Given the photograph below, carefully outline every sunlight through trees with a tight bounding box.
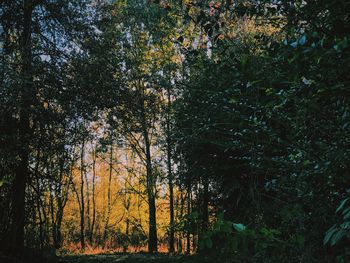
[1,1,350,263]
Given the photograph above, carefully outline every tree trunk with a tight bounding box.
[202,177,209,232]
[197,177,209,252]
[85,165,91,243]
[166,88,175,253]
[11,0,33,255]
[33,147,44,252]
[142,116,157,253]
[49,182,57,248]
[103,144,113,246]
[186,180,191,254]
[54,156,70,249]
[55,208,63,249]
[140,88,157,253]
[80,141,85,249]
[90,146,97,245]
[178,191,185,253]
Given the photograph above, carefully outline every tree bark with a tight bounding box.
[54,155,70,249]
[84,163,91,243]
[186,180,191,254]
[11,0,33,255]
[103,144,113,246]
[141,106,158,253]
[80,141,85,249]
[145,141,157,253]
[202,177,209,232]
[90,145,97,245]
[166,88,175,253]
[137,85,158,253]
[178,190,185,253]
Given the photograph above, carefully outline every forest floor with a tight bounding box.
[58,253,202,263]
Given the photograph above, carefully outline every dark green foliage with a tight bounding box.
[173,1,350,262]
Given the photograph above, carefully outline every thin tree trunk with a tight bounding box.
[54,156,70,249]
[84,164,91,243]
[80,141,85,249]
[202,177,209,232]
[166,88,175,253]
[124,188,131,252]
[90,146,97,245]
[178,191,185,253]
[49,182,56,247]
[33,147,44,252]
[197,177,209,252]
[37,198,44,252]
[195,182,201,250]
[186,180,191,254]
[103,144,113,245]
[49,150,58,248]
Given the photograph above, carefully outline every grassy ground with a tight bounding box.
[1,251,238,263]
[58,253,201,263]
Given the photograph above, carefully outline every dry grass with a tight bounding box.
[58,243,169,256]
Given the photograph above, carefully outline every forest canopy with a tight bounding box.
[0,0,350,262]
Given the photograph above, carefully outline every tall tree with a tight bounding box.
[11,0,34,254]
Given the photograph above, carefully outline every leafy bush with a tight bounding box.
[324,196,350,262]
[199,213,248,255]
[198,213,309,262]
